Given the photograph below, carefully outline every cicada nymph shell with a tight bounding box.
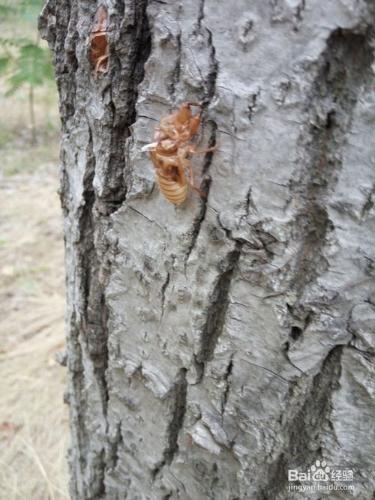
[144,102,214,205]
[89,5,109,76]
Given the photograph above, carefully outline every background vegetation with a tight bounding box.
[0,0,58,173]
[0,1,68,498]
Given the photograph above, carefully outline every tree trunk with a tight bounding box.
[40,1,375,498]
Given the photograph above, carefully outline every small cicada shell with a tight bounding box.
[89,5,109,76]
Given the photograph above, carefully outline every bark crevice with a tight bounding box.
[262,345,343,498]
[196,246,242,374]
[290,27,373,297]
[168,31,181,100]
[160,271,170,318]
[221,357,234,416]
[183,3,218,268]
[152,369,188,479]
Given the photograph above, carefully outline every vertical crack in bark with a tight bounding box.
[291,28,373,296]
[184,8,218,268]
[221,356,234,416]
[183,177,210,270]
[168,32,181,100]
[164,369,188,464]
[295,0,305,21]
[247,91,259,122]
[98,0,152,214]
[77,129,110,498]
[361,182,375,219]
[262,346,343,498]
[107,421,123,473]
[90,1,152,496]
[152,369,188,479]
[198,0,205,29]
[196,246,242,377]
[204,17,219,104]
[183,123,216,269]
[160,271,170,319]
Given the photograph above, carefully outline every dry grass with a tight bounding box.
[0,138,68,497]
[0,84,60,176]
[0,5,69,496]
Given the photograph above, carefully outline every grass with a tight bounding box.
[0,163,69,500]
[0,0,59,176]
[0,11,69,497]
[0,83,60,176]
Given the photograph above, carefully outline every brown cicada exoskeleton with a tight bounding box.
[144,102,215,205]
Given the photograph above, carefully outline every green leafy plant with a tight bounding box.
[0,0,54,143]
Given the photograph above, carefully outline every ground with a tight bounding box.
[0,85,68,499]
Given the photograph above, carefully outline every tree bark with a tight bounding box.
[40,1,375,499]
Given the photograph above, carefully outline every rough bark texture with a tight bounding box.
[40,1,375,499]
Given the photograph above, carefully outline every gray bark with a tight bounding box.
[40,0,375,499]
